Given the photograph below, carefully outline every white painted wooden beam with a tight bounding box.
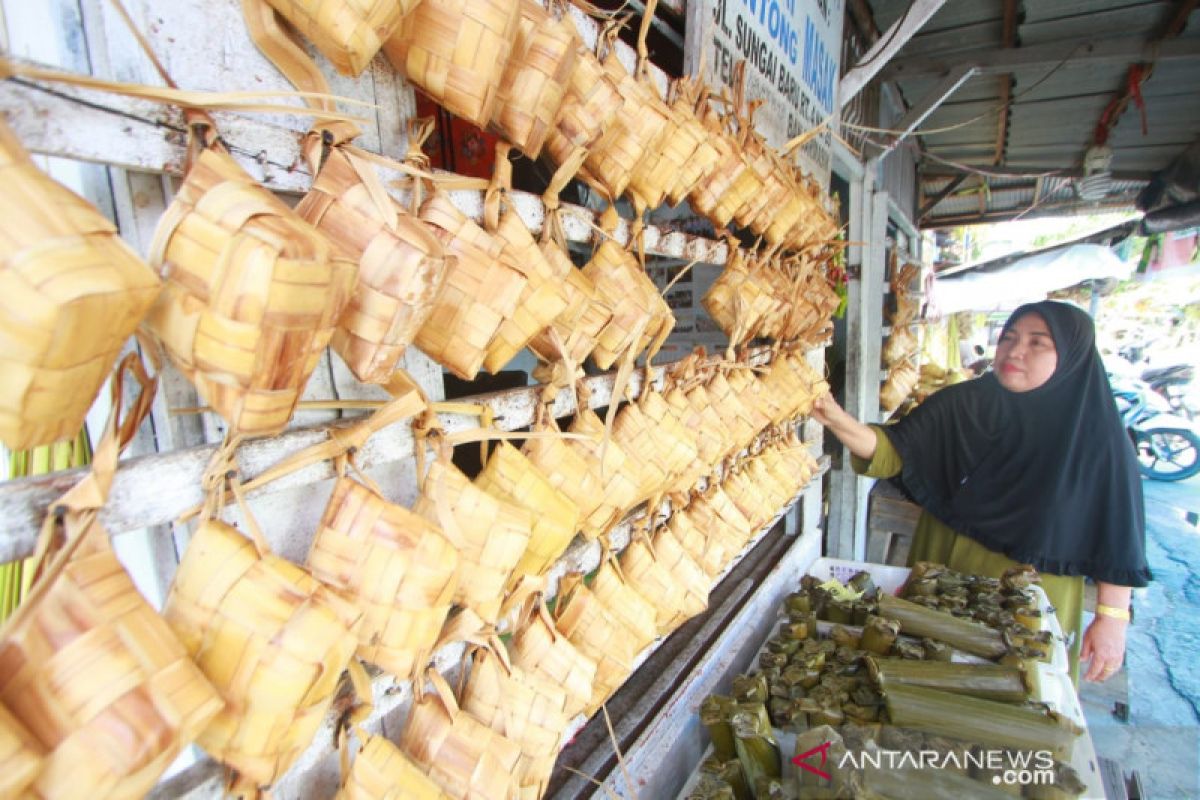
[839,0,948,106]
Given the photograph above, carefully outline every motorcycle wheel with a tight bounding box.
[1133,428,1200,482]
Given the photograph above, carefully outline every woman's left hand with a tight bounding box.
[1080,614,1128,682]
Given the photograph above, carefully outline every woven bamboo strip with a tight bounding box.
[552,574,636,713]
[263,0,415,76]
[414,192,528,380]
[1,532,223,800]
[383,0,520,126]
[164,519,360,788]
[475,441,580,579]
[147,144,357,436]
[491,0,579,156]
[336,733,450,800]
[510,599,596,719]
[399,670,522,800]
[414,457,531,625]
[0,119,160,450]
[307,474,458,681]
[0,703,41,798]
[297,142,446,384]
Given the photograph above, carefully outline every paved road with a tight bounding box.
[1080,473,1200,799]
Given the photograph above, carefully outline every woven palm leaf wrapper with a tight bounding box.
[475,440,580,579]
[543,37,624,171]
[722,464,774,532]
[665,77,723,207]
[566,403,642,535]
[704,370,757,458]
[651,522,710,614]
[552,572,636,713]
[458,624,571,799]
[763,163,808,248]
[667,500,732,580]
[521,407,611,540]
[294,121,447,384]
[589,552,659,655]
[414,441,532,626]
[694,482,754,544]
[612,396,673,503]
[664,385,723,488]
[746,456,789,514]
[701,249,776,349]
[681,489,748,571]
[0,118,160,450]
[640,386,700,493]
[510,595,597,719]
[147,124,357,436]
[383,0,520,127]
[413,189,528,380]
[0,355,225,800]
[0,702,42,798]
[584,239,663,370]
[881,359,919,413]
[491,0,579,157]
[399,669,522,800]
[260,0,415,76]
[335,730,450,800]
[619,527,694,635]
[731,127,779,233]
[306,462,459,682]
[726,366,773,444]
[527,255,612,368]
[687,107,752,227]
[481,144,571,373]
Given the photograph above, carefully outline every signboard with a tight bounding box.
[685,0,845,189]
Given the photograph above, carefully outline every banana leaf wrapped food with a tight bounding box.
[685,774,735,800]
[877,593,1008,660]
[731,705,781,791]
[700,755,751,800]
[866,657,1032,704]
[700,694,738,762]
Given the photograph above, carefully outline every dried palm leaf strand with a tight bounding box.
[0,703,41,799]
[414,455,531,625]
[164,519,361,787]
[383,0,520,126]
[400,670,522,800]
[492,0,579,156]
[147,143,356,436]
[510,597,596,719]
[306,473,458,681]
[552,573,636,712]
[336,732,450,800]
[296,129,446,384]
[414,191,528,380]
[262,0,414,76]
[475,441,579,578]
[0,119,160,450]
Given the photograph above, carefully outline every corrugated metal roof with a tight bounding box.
[863,0,1199,226]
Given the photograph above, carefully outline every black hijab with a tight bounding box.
[886,301,1150,586]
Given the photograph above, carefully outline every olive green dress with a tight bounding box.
[852,426,1084,681]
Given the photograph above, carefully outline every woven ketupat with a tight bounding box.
[691,483,753,545]
[544,45,623,169]
[725,367,772,445]
[460,643,571,799]
[567,407,641,535]
[164,519,361,788]
[732,134,777,231]
[687,118,748,227]
[263,0,415,76]
[651,525,710,615]
[552,574,636,713]
[491,0,578,156]
[619,533,694,635]
[0,703,41,798]
[522,416,608,540]
[664,385,723,483]
[588,558,658,655]
[414,192,527,380]
[611,399,671,502]
[0,119,160,450]
[639,389,699,492]
[681,489,747,571]
[625,92,683,212]
[580,52,668,202]
[297,139,446,384]
[307,475,458,680]
[704,370,756,457]
[668,506,732,580]
[401,670,521,800]
[701,251,776,346]
[665,84,721,207]
[510,598,596,719]
[583,241,661,370]
[147,144,356,436]
[475,441,579,578]
[528,260,612,366]
[415,456,531,624]
[384,0,520,126]
[722,466,773,532]
[336,733,450,800]
[0,533,223,800]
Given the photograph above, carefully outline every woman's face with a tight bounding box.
[994,312,1058,392]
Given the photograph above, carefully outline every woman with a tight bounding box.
[814,301,1150,682]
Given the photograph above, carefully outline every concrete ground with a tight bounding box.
[1079,472,1200,799]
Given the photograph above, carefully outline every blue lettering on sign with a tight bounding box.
[737,0,800,64]
[802,15,836,112]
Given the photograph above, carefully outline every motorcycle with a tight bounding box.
[1111,374,1200,482]
[1141,363,1197,420]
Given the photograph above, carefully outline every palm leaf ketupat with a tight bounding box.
[566,406,641,536]
[611,398,671,502]
[528,262,613,368]
[582,239,665,370]
[704,371,757,457]
[306,471,459,681]
[669,503,734,580]
[588,555,659,654]
[414,452,531,625]
[164,519,362,789]
[639,388,700,492]
[147,135,356,437]
[619,530,694,636]
[544,42,624,170]
[552,573,637,714]
[336,732,450,800]
[384,0,520,127]
[295,125,446,385]
[510,596,596,719]
[399,669,522,800]
[522,412,609,540]
[491,0,579,157]
[261,0,417,76]
[0,703,41,798]
[474,441,580,579]
[651,523,710,615]
[413,191,528,380]
[0,118,160,451]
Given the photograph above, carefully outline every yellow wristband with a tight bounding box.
[1096,604,1131,621]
